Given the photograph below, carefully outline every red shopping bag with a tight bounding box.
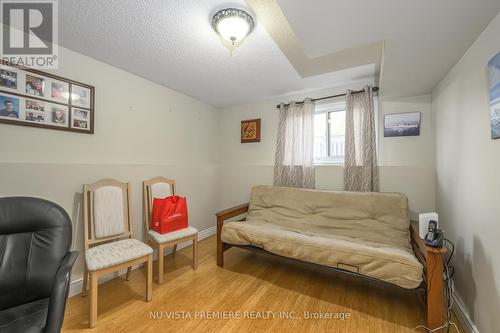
[151,196,188,234]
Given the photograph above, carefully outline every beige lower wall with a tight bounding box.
[0,163,219,282]
[218,165,435,220]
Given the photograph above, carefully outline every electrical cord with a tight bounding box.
[444,238,455,266]
[444,238,455,279]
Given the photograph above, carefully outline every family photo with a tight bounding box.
[25,75,45,97]
[0,95,19,119]
[73,118,88,129]
[25,112,39,122]
[72,85,91,107]
[51,81,69,102]
[51,106,68,126]
[26,99,45,112]
[0,69,17,89]
[25,112,45,123]
[73,108,89,119]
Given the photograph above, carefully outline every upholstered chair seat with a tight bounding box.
[147,226,198,244]
[85,238,153,271]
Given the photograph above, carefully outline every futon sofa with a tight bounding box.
[216,186,447,330]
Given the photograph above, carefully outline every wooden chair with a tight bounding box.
[82,179,153,328]
[143,176,198,284]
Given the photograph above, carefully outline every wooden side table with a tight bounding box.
[410,221,448,332]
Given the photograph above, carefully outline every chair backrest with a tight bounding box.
[143,176,176,232]
[0,197,72,310]
[83,179,133,249]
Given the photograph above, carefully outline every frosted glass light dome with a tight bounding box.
[212,8,255,44]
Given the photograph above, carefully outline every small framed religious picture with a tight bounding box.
[241,118,261,143]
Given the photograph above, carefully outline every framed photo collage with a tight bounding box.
[0,60,95,134]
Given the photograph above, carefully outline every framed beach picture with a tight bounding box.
[488,52,500,139]
[241,118,261,143]
[384,112,421,137]
[0,59,95,134]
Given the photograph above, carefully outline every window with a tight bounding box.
[314,102,346,165]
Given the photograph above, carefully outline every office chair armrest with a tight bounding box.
[44,251,79,333]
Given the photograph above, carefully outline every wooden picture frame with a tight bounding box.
[0,59,95,134]
[241,118,261,143]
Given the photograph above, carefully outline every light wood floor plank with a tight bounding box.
[62,236,462,333]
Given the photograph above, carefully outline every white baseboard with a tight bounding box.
[452,292,480,333]
[197,225,217,240]
[68,225,216,297]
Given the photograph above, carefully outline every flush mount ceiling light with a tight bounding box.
[212,8,255,46]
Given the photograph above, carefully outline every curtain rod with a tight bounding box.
[276,86,379,109]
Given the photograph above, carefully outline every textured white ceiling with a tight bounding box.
[58,0,375,107]
[278,0,500,98]
[58,0,500,106]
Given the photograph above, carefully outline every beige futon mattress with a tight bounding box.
[221,186,423,289]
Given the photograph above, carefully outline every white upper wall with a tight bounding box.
[0,45,221,286]
[432,12,500,333]
[379,95,434,166]
[1,46,219,165]
[217,81,436,217]
[219,83,374,166]
[219,82,434,167]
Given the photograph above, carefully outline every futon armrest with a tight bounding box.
[216,204,249,267]
[45,251,79,333]
[216,203,249,222]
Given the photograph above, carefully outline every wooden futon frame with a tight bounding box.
[216,203,448,332]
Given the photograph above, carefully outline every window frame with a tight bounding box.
[314,101,347,166]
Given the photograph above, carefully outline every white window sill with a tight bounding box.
[314,162,344,167]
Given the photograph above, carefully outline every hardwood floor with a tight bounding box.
[62,236,462,332]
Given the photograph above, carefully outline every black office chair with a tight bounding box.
[0,197,78,333]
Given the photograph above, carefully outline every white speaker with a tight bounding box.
[418,212,439,239]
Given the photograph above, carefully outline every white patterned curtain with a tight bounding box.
[344,86,379,192]
[273,98,315,189]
